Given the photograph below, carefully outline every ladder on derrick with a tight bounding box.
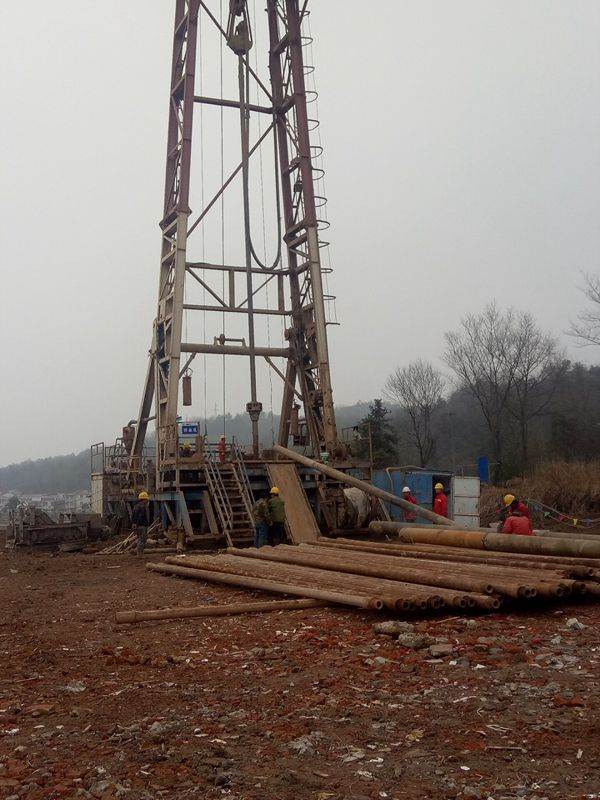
[204,445,255,546]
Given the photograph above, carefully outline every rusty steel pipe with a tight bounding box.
[168,555,416,612]
[173,554,444,611]
[217,554,491,611]
[311,546,538,599]
[228,546,501,598]
[368,523,600,558]
[316,537,600,575]
[272,444,457,526]
[297,544,541,599]
[115,598,325,624]
[147,562,385,610]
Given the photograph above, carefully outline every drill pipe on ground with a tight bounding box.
[300,543,580,598]
[168,554,442,611]
[367,523,600,558]
[271,443,457,527]
[146,562,385,610]
[169,554,500,611]
[166,555,419,612]
[313,538,598,578]
[115,598,325,624]
[229,545,531,600]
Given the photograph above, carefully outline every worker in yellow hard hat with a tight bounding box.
[268,486,286,546]
[500,494,532,533]
[132,491,150,555]
[433,482,448,518]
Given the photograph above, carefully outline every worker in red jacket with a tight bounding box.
[503,494,533,533]
[433,482,448,518]
[502,509,534,536]
[402,486,418,522]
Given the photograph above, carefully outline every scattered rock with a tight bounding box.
[62,681,86,693]
[288,731,324,756]
[373,621,415,636]
[396,633,434,650]
[428,643,454,658]
[566,618,585,631]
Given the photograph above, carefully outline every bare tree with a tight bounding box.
[509,313,565,472]
[569,273,600,346]
[444,303,520,481]
[384,360,444,467]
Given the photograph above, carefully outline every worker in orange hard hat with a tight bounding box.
[433,482,448,518]
[132,491,150,556]
[218,434,227,464]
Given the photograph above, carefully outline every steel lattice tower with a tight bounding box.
[131,0,338,482]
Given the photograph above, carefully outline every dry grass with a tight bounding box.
[480,461,600,523]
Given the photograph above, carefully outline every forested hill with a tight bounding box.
[0,402,371,494]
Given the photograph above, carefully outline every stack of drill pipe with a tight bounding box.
[147,562,385,611]
[165,554,499,611]
[228,545,531,600]
[166,554,437,611]
[288,545,579,599]
[314,537,599,579]
[368,522,600,558]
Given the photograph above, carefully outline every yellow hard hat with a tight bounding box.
[138,491,149,500]
[503,494,515,507]
[434,482,444,490]
[270,486,280,495]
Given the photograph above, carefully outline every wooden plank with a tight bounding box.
[266,462,320,544]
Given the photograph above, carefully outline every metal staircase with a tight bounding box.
[204,445,255,546]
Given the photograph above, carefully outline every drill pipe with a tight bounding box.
[316,537,599,577]
[212,555,477,610]
[169,554,442,611]
[230,545,529,600]
[169,554,489,611]
[197,553,500,611]
[167,555,417,611]
[271,443,457,526]
[146,562,385,610]
[296,544,539,599]
[368,523,600,558]
[115,598,325,624]
[304,543,580,597]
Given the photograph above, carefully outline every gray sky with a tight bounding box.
[1,1,599,467]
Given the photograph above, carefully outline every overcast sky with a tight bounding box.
[1,1,599,467]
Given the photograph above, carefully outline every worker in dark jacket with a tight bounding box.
[252,494,272,548]
[267,486,286,545]
[502,494,533,534]
[502,509,533,536]
[132,491,150,555]
[433,482,448,518]
[401,486,418,522]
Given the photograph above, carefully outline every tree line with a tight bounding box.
[359,288,600,481]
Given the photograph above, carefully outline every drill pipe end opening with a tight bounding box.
[368,598,385,611]
[428,596,443,610]
[395,599,414,612]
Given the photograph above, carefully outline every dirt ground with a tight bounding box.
[1,549,599,800]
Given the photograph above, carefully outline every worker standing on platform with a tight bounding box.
[252,493,272,548]
[132,491,150,556]
[502,494,533,534]
[218,434,227,464]
[401,486,418,522]
[433,482,448,518]
[268,487,287,545]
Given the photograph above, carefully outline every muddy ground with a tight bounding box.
[0,549,599,800]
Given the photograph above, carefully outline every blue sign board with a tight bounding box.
[181,423,199,436]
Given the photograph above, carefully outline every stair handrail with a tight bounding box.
[204,454,233,542]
